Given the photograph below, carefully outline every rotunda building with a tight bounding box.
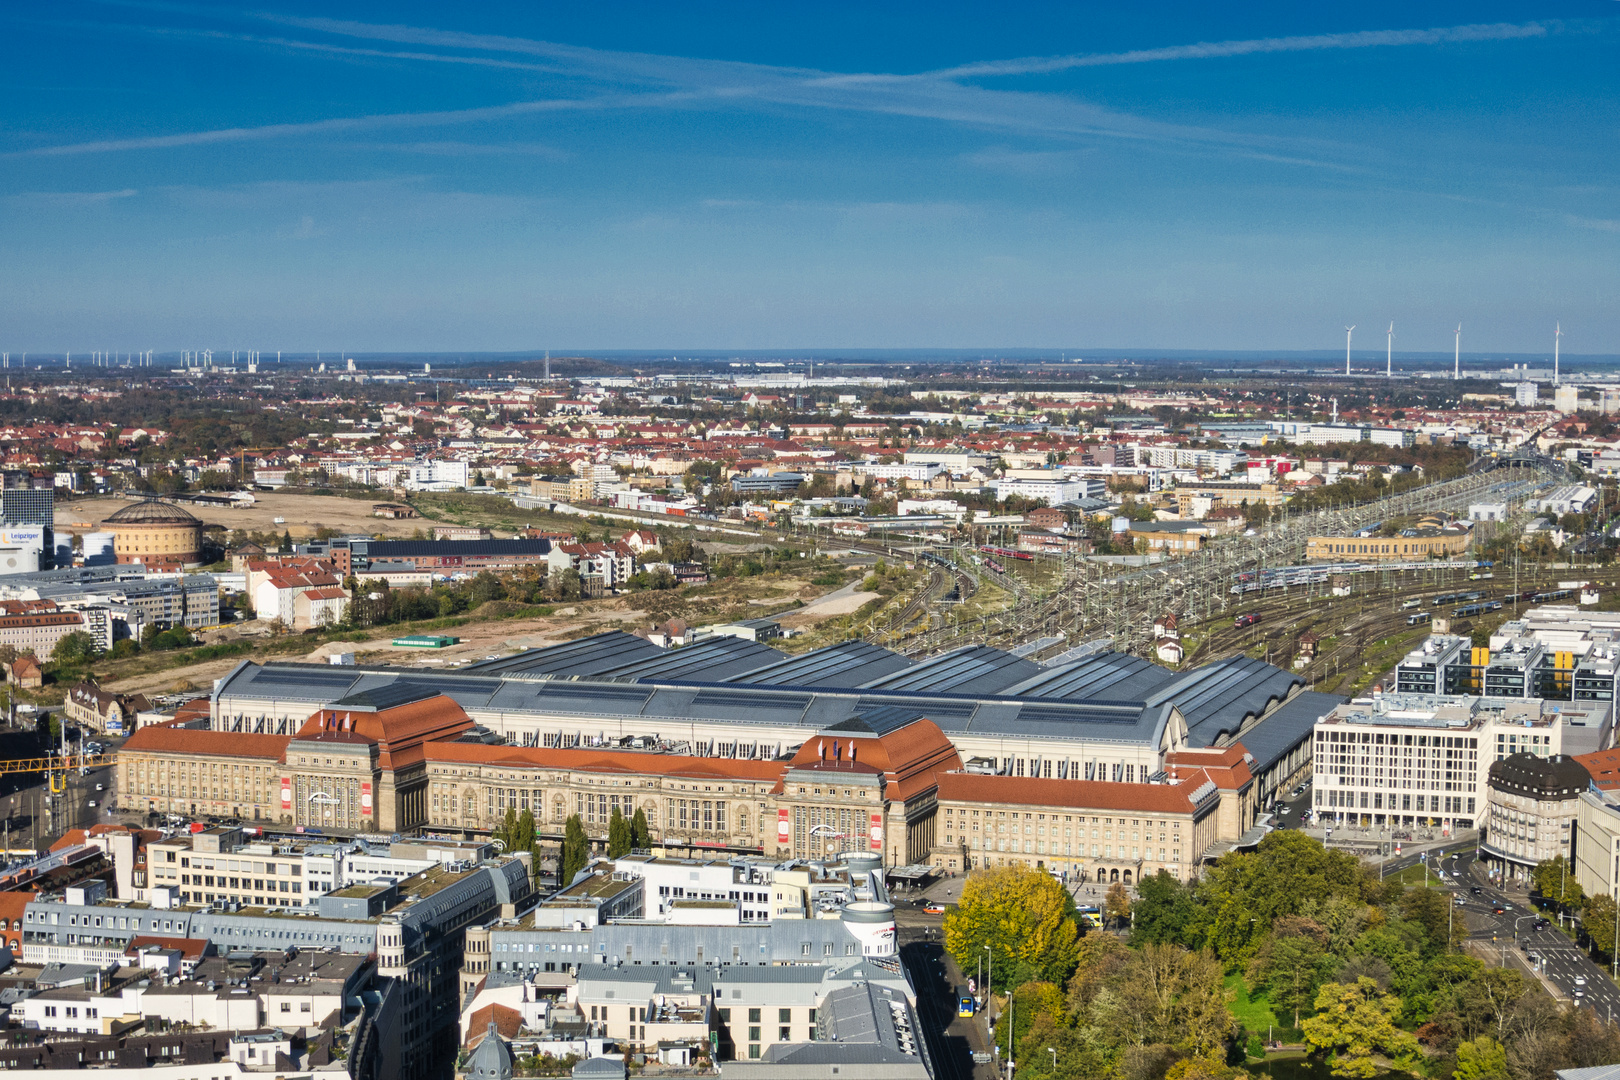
[100,499,204,569]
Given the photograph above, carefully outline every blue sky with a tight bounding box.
[1,2,1616,355]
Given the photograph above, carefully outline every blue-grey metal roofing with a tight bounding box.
[1003,652,1173,701]
[859,645,1041,696]
[213,660,1164,745]
[462,631,665,677]
[597,636,786,682]
[1222,689,1341,771]
[727,641,915,690]
[1149,656,1304,747]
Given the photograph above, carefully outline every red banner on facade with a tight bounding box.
[777,808,790,841]
[869,812,883,852]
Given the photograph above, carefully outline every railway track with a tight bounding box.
[891,463,1558,659]
[1185,568,1620,689]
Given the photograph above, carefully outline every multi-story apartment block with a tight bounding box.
[1310,692,1604,833]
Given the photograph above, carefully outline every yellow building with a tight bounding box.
[101,499,204,569]
[1305,527,1472,561]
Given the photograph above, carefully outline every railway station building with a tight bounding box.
[122,630,1331,869]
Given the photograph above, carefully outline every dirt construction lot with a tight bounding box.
[56,493,429,540]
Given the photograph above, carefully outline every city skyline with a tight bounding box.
[2,2,1616,352]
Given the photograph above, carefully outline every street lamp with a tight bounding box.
[983,945,993,1011]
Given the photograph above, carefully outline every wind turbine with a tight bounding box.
[1386,322,1394,378]
[1454,324,1461,380]
[1554,322,1562,385]
[1345,326,1355,376]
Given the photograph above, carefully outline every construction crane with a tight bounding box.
[0,753,114,792]
[233,447,284,485]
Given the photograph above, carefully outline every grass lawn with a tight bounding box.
[1226,974,1283,1032]
[1381,863,1444,888]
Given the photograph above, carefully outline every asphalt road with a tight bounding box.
[896,914,996,1080]
[1433,847,1620,1016]
[0,718,118,854]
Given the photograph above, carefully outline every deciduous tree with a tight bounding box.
[1582,893,1618,959]
[1105,882,1133,929]
[1248,924,1336,1027]
[945,865,1081,990]
[1301,978,1420,1078]
[1453,1036,1510,1080]
[1531,857,1584,910]
[1133,871,1195,945]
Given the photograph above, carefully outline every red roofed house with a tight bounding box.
[247,559,343,627]
[623,529,660,555]
[292,586,350,630]
[5,654,42,688]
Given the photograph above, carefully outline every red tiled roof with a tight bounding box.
[467,1003,523,1045]
[299,587,348,601]
[126,935,211,960]
[785,719,961,802]
[1165,744,1255,790]
[1576,748,1620,791]
[936,770,1220,815]
[300,696,473,771]
[122,726,291,761]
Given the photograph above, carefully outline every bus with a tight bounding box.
[957,988,976,1017]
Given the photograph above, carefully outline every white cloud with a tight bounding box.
[928,21,1554,78]
[3,188,138,206]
